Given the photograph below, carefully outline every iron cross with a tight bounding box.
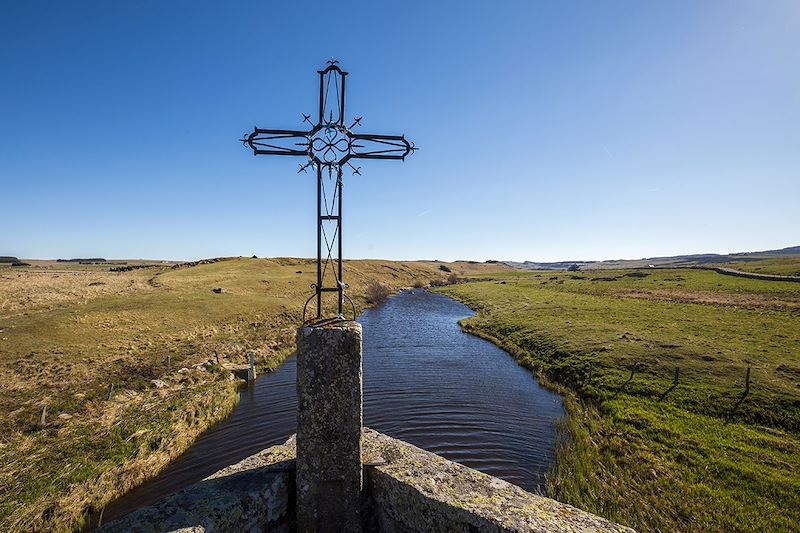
[241,61,415,323]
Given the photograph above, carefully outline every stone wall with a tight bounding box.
[101,429,633,532]
[706,266,800,283]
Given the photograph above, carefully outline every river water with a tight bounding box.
[100,290,564,524]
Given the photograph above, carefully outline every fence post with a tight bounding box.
[248,351,257,382]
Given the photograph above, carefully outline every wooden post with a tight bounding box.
[39,404,47,427]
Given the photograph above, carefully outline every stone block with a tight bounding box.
[296,321,363,533]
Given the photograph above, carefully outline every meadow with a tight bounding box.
[3,258,798,532]
[438,266,800,532]
[0,258,501,532]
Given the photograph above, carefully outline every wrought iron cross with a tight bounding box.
[241,61,415,323]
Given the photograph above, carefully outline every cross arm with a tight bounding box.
[242,127,310,156]
[347,133,415,161]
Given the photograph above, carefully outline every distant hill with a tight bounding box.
[507,245,800,271]
[57,258,107,263]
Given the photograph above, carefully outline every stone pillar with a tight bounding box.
[296,321,363,532]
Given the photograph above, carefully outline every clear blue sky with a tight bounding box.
[2,1,798,262]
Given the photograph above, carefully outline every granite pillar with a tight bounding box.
[295,321,363,532]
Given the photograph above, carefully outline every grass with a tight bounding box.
[0,257,507,532]
[437,268,800,532]
[725,257,800,277]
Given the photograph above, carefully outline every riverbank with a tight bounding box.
[0,258,509,532]
[99,288,564,524]
[438,267,800,532]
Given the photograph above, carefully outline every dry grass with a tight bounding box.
[0,257,508,532]
[615,287,800,312]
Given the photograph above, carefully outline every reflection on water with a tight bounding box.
[101,290,563,524]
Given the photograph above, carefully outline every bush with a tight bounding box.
[439,264,452,273]
[366,281,391,305]
[447,273,460,285]
[413,279,426,289]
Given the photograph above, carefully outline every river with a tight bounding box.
[99,290,564,524]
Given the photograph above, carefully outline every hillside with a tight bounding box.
[507,245,800,271]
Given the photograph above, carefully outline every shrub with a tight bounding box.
[447,273,460,285]
[439,264,452,273]
[366,281,391,305]
[413,279,426,289]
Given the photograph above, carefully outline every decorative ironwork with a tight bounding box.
[241,61,415,323]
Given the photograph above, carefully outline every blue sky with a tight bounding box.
[2,1,798,262]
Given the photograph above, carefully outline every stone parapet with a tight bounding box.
[100,429,634,532]
[361,428,634,532]
[97,437,296,532]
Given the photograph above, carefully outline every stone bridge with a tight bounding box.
[100,321,633,532]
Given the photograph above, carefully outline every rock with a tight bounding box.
[151,379,168,389]
[178,367,190,374]
[58,413,72,420]
[212,287,224,294]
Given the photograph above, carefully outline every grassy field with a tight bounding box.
[438,268,800,532]
[0,257,505,532]
[725,257,800,277]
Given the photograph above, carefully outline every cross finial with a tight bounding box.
[241,61,415,323]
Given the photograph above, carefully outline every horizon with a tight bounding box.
[3,1,799,262]
[10,241,800,265]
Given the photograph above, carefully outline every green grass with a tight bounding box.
[438,268,800,532]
